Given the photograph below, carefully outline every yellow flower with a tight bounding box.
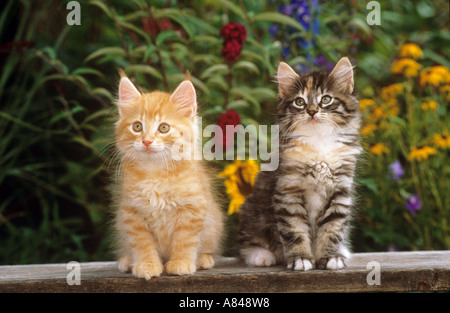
[419,66,449,87]
[219,159,260,214]
[440,85,450,101]
[381,83,404,102]
[391,58,422,78]
[361,124,378,137]
[433,131,450,149]
[421,100,438,111]
[408,146,437,161]
[360,99,375,108]
[359,99,375,114]
[389,106,400,116]
[369,143,389,155]
[399,43,423,59]
[372,107,387,121]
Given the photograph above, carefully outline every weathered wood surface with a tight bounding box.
[0,251,449,293]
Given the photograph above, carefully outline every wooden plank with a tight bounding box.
[0,251,449,293]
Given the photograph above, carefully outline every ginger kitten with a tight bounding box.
[239,57,362,270]
[113,75,223,280]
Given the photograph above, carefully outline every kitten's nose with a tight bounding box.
[142,139,153,147]
[307,109,317,117]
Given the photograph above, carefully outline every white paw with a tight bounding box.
[326,257,345,270]
[246,248,276,267]
[288,258,313,271]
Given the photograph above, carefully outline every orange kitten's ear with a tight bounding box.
[117,76,141,117]
[119,77,141,102]
[170,80,197,118]
[277,62,299,98]
[329,57,354,94]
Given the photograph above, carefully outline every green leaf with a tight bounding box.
[200,64,229,79]
[249,87,277,101]
[125,65,162,80]
[357,178,379,195]
[234,61,260,75]
[156,30,180,46]
[231,87,261,116]
[72,67,103,77]
[228,100,250,110]
[116,18,150,40]
[84,47,126,63]
[92,88,114,102]
[348,17,372,37]
[206,75,228,91]
[216,0,246,20]
[253,12,304,32]
[89,0,113,18]
[82,109,113,125]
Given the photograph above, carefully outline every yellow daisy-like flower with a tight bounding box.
[391,58,422,78]
[433,131,450,149]
[361,124,378,137]
[219,159,260,215]
[399,43,423,59]
[371,107,387,121]
[359,99,375,114]
[381,83,404,101]
[369,143,389,156]
[419,65,449,87]
[421,100,438,111]
[408,146,437,162]
[360,99,375,108]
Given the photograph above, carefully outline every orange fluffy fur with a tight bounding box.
[113,76,223,280]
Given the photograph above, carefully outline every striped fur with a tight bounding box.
[112,77,223,279]
[239,58,362,270]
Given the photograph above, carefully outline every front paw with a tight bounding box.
[197,253,215,270]
[286,257,314,271]
[132,262,164,280]
[316,257,347,270]
[165,260,196,276]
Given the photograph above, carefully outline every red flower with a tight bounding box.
[216,109,241,151]
[219,23,247,64]
[221,40,243,63]
[142,18,173,36]
[220,23,247,43]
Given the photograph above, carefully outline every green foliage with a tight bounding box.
[0,0,448,264]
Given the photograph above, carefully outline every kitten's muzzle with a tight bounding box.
[306,109,318,117]
[142,139,153,147]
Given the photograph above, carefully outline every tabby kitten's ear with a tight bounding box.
[277,62,299,98]
[328,57,354,94]
[170,80,197,118]
[118,75,141,116]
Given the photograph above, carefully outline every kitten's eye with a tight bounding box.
[132,121,143,132]
[158,123,170,133]
[321,95,333,105]
[293,97,306,109]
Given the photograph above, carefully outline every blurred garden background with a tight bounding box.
[0,0,448,265]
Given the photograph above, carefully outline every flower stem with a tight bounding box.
[405,78,421,194]
[224,63,233,108]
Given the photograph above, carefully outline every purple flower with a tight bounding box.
[281,42,291,59]
[268,24,279,37]
[388,160,404,181]
[314,54,334,72]
[406,194,421,215]
[278,3,293,16]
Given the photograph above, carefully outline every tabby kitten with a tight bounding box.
[113,75,223,280]
[239,57,362,270]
